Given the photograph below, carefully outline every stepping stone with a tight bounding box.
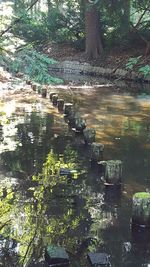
[64,103,73,116]
[88,252,111,267]
[45,245,70,267]
[132,192,150,228]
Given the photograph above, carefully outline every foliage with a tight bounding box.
[97,0,131,47]
[0,0,150,71]
[125,56,150,78]
[12,2,84,46]
[12,11,49,43]
[46,5,84,44]
[125,56,142,70]
[1,0,149,52]
[2,47,63,84]
[138,65,150,78]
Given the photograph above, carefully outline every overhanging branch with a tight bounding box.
[0,0,39,37]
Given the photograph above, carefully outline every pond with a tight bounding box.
[0,78,150,267]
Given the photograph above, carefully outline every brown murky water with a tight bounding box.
[0,77,150,267]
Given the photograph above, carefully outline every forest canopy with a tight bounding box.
[1,0,150,54]
[0,0,150,82]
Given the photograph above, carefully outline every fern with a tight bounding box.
[2,47,63,85]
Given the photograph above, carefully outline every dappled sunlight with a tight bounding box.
[0,1,14,31]
[0,111,24,153]
[0,0,26,51]
[69,89,150,151]
[2,100,16,117]
[2,34,26,52]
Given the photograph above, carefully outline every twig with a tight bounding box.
[114,76,123,82]
[131,5,150,31]
[22,223,38,266]
[111,63,124,73]
[0,220,11,231]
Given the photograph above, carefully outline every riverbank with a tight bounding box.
[44,43,150,83]
[48,60,150,83]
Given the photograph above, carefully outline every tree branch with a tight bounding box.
[0,220,11,231]
[22,225,38,266]
[130,22,150,56]
[130,22,148,44]
[0,0,39,37]
[131,4,150,32]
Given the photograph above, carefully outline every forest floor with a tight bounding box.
[43,42,150,70]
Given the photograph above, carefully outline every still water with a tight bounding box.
[0,81,150,267]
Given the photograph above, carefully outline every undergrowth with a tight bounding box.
[125,56,150,78]
[0,47,63,84]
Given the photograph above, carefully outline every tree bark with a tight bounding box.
[85,0,103,59]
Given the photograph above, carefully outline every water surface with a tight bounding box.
[0,82,150,267]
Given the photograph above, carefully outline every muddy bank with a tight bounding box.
[49,60,150,83]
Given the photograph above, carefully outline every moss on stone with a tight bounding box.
[134,192,150,199]
[132,192,150,226]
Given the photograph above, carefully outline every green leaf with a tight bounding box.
[3,47,63,85]
[139,65,150,78]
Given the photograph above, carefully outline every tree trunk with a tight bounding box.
[85,0,103,59]
[120,0,130,34]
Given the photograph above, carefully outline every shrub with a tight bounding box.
[125,56,142,70]
[139,65,150,78]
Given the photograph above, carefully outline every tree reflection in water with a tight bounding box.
[0,112,92,267]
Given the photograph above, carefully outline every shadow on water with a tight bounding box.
[0,82,150,267]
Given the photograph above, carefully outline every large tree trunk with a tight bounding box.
[85,0,103,59]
